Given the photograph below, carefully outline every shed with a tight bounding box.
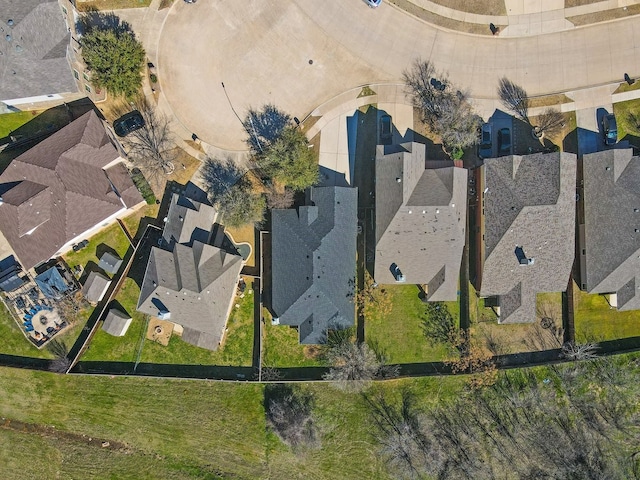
[102,308,132,337]
[98,252,123,275]
[82,271,111,303]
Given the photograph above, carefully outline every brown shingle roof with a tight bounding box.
[0,111,143,269]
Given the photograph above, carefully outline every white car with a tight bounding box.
[364,0,382,7]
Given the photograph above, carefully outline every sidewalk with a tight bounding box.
[398,0,640,36]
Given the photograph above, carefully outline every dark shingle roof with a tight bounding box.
[98,252,122,275]
[271,186,357,344]
[137,241,243,351]
[480,152,576,323]
[161,193,217,249]
[582,149,640,309]
[0,111,142,269]
[0,0,76,101]
[374,142,467,300]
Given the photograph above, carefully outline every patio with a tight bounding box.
[22,304,67,347]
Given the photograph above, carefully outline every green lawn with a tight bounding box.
[0,299,53,359]
[62,222,131,274]
[83,278,255,366]
[365,284,456,364]
[0,366,465,480]
[263,308,324,367]
[612,97,640,142]
[0,111,35,138]
[574,289,640,342]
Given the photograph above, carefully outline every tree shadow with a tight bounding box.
[76,11,132,36]
[95,243,120,262]
[243,104,291,152]
[0,98,99,172]
[199,156,244,201]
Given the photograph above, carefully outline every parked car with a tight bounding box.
[478,123,492,159]
[497,128,511,156]
[380,114,392,141]
[602,113,617,145]
[184,0,196,3]
[363,0,382,7]
[114,110,145,137]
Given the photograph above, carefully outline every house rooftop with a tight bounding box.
[271,186,357,344]
[0,0,76,102]
[479,152,576,323]
[0,110,142,269]
[581,148,640,310]
[374,142,467,300]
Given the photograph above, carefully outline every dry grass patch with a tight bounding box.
[76,0,151,12]
[431,0,506,15]
[568,4,640,26]
[388,0,505,35]
[528,94,573,109]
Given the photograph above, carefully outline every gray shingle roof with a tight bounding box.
[581,149,640,310]
[137,241,243,351]
[374,142,467,300]
[98,252,122,275]
[102,308,132,337]
[161,193,217,249]
[0,111,142,269]
[480,152,576,323]
[82,271,111,303]
[0,0,76,101]
[271,186,357,344]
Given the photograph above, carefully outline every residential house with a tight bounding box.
[579,149,640,309]
[137,193,243,351]
[374,142,467,301]
[271,186,358,344]
[0,0,79,110]
[475,152,576,323]
[0,110,143,270]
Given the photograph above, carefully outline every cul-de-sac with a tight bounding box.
[0,1,639,478]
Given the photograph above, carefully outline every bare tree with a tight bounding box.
[535,108,565,137]
[404,59,481,152]
[264,384,319,450]
[561,341,599,361]
[421,302,455,346]
[498,77,530,122]
[47,339,72,373]
[123,101,176,186]
[265,189,295,209]
[364,390,434,480]
[358,271,392,320]
[324,341,383,392]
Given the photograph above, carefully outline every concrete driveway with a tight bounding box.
[157,0,640,150]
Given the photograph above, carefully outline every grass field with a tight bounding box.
[0,366,464,480]
[574,289,640,342]
[0,111,35,138]
[83,278,255,366]
[263,308,324,367]
[613,98,640,143]
[365,284,456,364]
[62,222,132,274]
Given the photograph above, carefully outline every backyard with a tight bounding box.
[82,278,255,366]
[62,222,132,275]
[262,308,324,367]
[365,284,457,364]
[574,288,640,342]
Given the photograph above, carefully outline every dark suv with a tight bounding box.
[602,113,617,145]
[114,111,145,137]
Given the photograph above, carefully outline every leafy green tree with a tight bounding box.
[81,29,145,98]
[256,126,318,191]
[218,177,266,228]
